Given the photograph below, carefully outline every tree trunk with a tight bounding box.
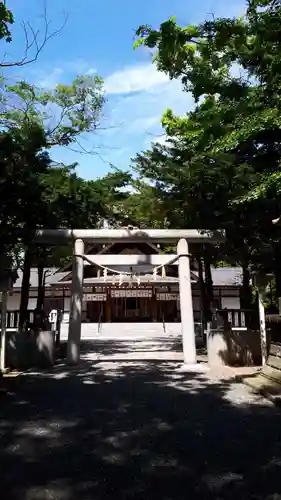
[240,266,252,310]
[273,244,281,305]
[36,264,45,311]
[19,248,32,328]
[197,256,208,324]
[204,256,213,305]
[202,254,213,322]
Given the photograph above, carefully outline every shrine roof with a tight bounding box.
[12,266,243,289]
[52,274,182,287]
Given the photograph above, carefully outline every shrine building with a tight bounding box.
[40,239,242,326]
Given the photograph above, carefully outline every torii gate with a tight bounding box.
[34,228,224,366]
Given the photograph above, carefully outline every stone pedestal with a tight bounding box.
[6,330,55,370]
[207,327,263,367]
[35,330,55,367]
[207,328,229,367]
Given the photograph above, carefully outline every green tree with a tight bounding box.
[0,71,106,319]
[108,180,169,229]
[132,0,281,310]
[0,2,13,43]
[18,165,132,320]
[1,77,105,145]
[0,3,132,324]
[0,69,114,324]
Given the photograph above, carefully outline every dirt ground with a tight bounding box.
[0,338,278,500]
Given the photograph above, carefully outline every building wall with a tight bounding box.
[221,296,240,310]
[61,290,240,311]
[7,293,20,311]
[64,297,71,312]
[6,293,37,310]
[7,291,65,312]
[6,286,241,320]
[28,298,37,310]
[192,296,201,312]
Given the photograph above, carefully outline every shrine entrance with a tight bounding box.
[34,228,224,365]
[110,287,153,322]
[109,294,179,322]
[85,287,180,323]
[111,297,151,322]
[84,285,180,323]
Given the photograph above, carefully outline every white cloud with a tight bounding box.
[104,63,169,95]
[128,115,161,133]
[38,62,194,172]
[30,59,97,89]
[109,76,192,138]
[88,70,194,171]
[64,59,96,75]
[86,67,96,76]
[37,67,63,88]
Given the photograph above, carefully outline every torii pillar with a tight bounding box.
[177,238,197,365]
[67,238,84,364]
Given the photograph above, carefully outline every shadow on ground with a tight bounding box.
[0,341,280,499]
[58,337,205,361]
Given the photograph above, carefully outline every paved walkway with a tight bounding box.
[0,338,280,500]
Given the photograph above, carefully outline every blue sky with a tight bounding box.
[6,0,246,179]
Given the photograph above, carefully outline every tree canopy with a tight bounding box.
[128,0,281,307]
[0,2,13,43]
[0,4,135,317]
[5,0,281,315]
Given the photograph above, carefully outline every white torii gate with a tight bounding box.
[34,229,224,366]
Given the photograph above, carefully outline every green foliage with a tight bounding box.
[0,69,108,252]
[0,124,133,275]
[0,65,130,274]
[132,0,281,292]
[0,127,51,256]
[0,2,13,43]
[111,181,170,229]
[2,75,105,147]
[0,1,137,318]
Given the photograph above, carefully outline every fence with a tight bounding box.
[214,309,258,330]
[0,308,258,331]
[0,310,35,329]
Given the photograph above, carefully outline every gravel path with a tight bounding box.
[0,339,280,500]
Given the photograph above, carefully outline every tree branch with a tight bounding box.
[0,5,68,68]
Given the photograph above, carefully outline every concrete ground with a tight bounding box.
[0,337,280,500]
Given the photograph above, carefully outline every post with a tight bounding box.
[177,238,197,365]
[0,291,8,372]
[67,239,84,364]
[258,287,267,366]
